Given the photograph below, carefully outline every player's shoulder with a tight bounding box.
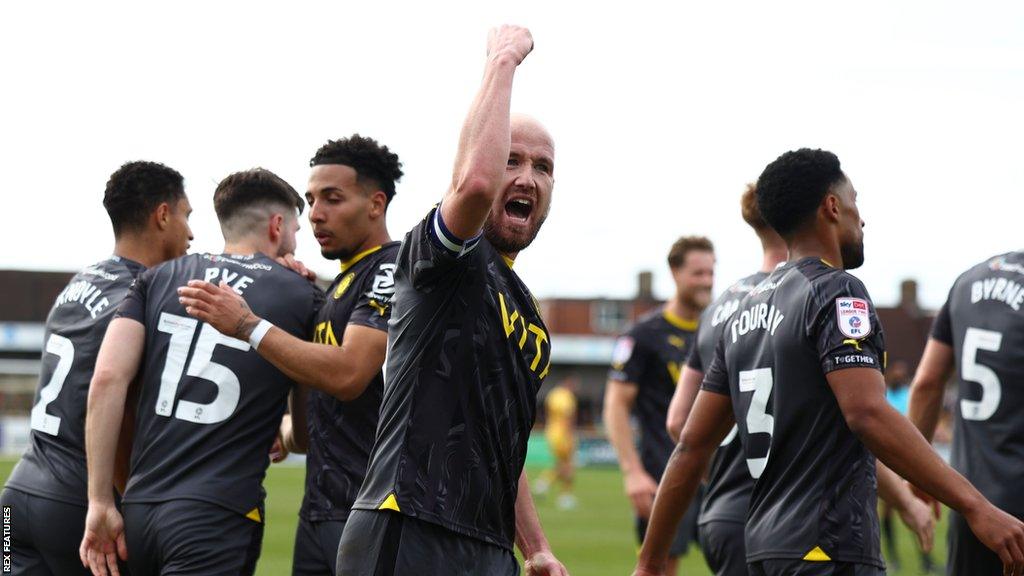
[956,251,1024,285]
[627,309,664,337]
[71,256,139,287]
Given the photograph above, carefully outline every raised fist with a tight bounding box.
[487,25,533,66]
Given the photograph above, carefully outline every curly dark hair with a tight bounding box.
[214,168,304,232]
[667,236,714,270]
[310,134,404,204]
[755,148,845,237]
[103,161,185,237]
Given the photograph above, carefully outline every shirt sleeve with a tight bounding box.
[686,325,707,372]
[404,205,483,289]
[813,273,886,374]
[930,292,954,345]
[700,335,731,397]
[348,258,396,332]
[114,267,154,324]
[608,327,646,384]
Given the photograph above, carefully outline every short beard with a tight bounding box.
[322,246,355,262]
[840,241,865,270]
[681,288,712,312]
[482,213,548,255]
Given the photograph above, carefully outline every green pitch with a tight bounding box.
[0,459,946,575]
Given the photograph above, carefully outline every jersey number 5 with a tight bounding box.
[155,312,249,424]
[960,327,1003,421]
[739,367,775,479]
[29,334,75,436]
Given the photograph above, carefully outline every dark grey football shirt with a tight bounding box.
[931,251,1024,519]
[8,256,145,506]
[116,253,321,517]
[702,257,886,568]
[688,271,767,525]
[301,242,399,522]
[353,206,552,551]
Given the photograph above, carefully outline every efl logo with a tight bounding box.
[836,297,871,339]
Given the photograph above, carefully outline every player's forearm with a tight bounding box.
[908,379,944,443]
[85,374,129,505]
[876,461,914,512]
[445,56,517,236]
[255,328,366,400]
[636,442,712,571]
[514,469,552,558]
[603,399,643,474]
[666,367,703,443]
[284,388,309,454]
[852,403,985,516]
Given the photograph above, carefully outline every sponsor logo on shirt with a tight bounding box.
[836,297,871,338]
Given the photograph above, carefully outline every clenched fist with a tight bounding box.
[487,25,533,66]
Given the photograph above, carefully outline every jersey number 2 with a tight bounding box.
[739,367,774,479]
[155,312,249,424]
[29,334,75,436]
[960,327,1003,421]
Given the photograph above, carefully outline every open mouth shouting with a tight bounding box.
[504,196,534,224]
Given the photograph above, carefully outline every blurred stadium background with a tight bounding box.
[0,268,954,574]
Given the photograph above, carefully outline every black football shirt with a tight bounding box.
[609,309,697,480]
[353,206,551,550]
[931,251,1024,519]
[301,242,399,522]
[8,256,145,506]
[702,257,886,567]
[116,253,321,518]
[688,271,768,525]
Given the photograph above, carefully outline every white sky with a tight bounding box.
[2,1,1022,309]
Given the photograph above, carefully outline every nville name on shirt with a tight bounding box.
[972,276,1024,312]
[54,278,113,319]
[729,303,786,343]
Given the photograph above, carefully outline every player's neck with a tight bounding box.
[223,239,272,258]
[113,236,166,268]
[355,227,393,254]
[787,235,843,269]
[664,296,699,322]
[759,241,789,273]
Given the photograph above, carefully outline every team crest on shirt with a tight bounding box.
[333,273,355,299]
[835,297,871,339]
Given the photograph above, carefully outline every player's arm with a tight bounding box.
[112,377,141,495]
[515,469,569,576]
[908,338,955,443]
[603,379,658,519]
[283,384,309,454]
[666,366,703,443]
[876,460,934,552]
[634,390,734,576]
[178,280,386,401]
[828,368,1024,569]
[440,25,533,240]
[81,317,143,575]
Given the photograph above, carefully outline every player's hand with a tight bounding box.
[276,254,317,282]
[964,502,1024,575]
[624,470,659,520]
[895,492,935,553]
[269,430,288,463]
[632,567,664,576]
[80,502,128,576]
[910,482,943,520]
[487,25,533,66]
[524,550,569,576]
[178,281,260,341]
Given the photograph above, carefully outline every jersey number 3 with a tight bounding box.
[739,367,775,479]
[156,312,249,424]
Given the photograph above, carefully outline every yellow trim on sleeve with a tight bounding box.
[245,507,262,523]
[803,546,832,561]
[662,309,698,332]
[378,493,401,512]
[339,245,384,273]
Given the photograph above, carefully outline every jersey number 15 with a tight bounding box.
[156,312,249,424]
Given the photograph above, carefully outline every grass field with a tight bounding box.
[0,459,946,575]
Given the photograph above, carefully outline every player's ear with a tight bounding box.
[154,202,171,231]
[269,213,284,243]
[822,194,841,224]
[370,190,387,219]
